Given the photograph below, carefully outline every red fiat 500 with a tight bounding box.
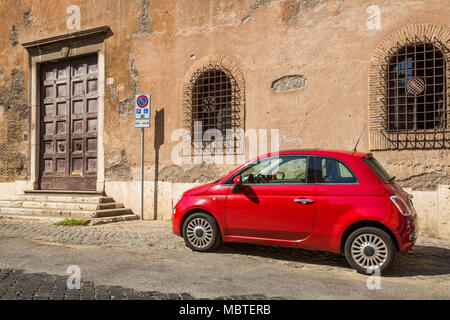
[172,150,418,273]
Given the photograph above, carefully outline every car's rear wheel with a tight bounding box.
[182,212,221,252]
[344,227,396,274]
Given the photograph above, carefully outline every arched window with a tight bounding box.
[386,42,446,132]
[369,26,449,151]
[182,57,245,154]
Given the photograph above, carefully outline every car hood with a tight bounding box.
[183,183,214,196]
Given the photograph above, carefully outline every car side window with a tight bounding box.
[314,157,357,184]
[239,156,309,184]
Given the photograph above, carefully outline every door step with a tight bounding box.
[0,194,115,204]
[24,190,105,195]
[0,192,138,225]
[0,214,138,226]
[0,200,123,211]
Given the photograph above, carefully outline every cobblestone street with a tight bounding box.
[0,219,449,299]
[1,219,449,279]
[0,269,280,300]
[0,219,179,249]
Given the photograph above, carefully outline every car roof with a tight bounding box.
[263,149,369,159]
[216,149,371,184]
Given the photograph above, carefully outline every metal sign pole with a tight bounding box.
[141,127,144,220]
[134,93,150,221]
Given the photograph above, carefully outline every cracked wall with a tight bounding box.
[105,149,132,181]
[0,69,29,182]
[375,150,450,191]
[158,164,234,184]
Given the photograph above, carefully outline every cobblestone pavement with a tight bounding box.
[0,219,449,283]
[0,269,281,300]
[0,219,179,249]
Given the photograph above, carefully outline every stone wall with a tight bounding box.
[0,69,29,182]
[405,185,450,239]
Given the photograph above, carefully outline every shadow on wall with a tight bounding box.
[153,108,165,220]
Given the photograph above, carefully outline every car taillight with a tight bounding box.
[390,196,411,216]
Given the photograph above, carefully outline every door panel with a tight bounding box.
[224,155,316,241]
[225,184,316,240]
[39,55,98,191]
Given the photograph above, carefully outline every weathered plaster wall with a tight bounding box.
[129,0,449,188]
[0,0,448,235]
[0,0,32,183]
[1,0,448,188]
[0,69,29,181]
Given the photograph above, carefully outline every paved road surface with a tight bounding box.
[0,220,449,300]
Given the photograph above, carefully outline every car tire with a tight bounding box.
[182,212,222,252]
[344,227,396,274]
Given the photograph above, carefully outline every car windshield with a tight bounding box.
[363,156,395,184]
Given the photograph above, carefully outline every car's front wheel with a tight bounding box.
[344,227,396,274]
[182,212,222,252]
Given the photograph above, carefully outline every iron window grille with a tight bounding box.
[185,64,243,154]
[379,36,449,149]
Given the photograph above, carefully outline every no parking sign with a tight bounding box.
[135,94,150,128]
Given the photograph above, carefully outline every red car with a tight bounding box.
[172,150,418,273]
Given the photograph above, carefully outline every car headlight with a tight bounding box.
[174,194,183,207]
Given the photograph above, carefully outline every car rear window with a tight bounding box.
[314,157,358,184]
[363,157,393,184]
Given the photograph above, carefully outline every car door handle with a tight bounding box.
[294,198,314,204]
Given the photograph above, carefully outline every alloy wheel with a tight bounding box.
[350,233,388,270]
[186,217,214,249]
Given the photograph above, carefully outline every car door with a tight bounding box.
[224,155,316,241]
[312,156,361,247]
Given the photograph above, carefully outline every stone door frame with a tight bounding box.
[22,27,109,192]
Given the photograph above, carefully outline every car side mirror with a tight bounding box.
[232,176,241,193]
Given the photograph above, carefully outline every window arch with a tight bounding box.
[182,56,245,153]
[368,25,450,150]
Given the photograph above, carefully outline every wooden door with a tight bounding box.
[39,55,98,191]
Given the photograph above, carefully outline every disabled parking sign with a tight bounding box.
[135,94,150,128]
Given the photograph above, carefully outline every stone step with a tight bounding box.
[92,208,133,218]
[0,200,123,211]
[0,207,132,219]
[88,214,139,226]
[0,194,115,204]
[0,214,139,225]
[0,191,135,225]
[24,190,104,195]
[0,215,65,223]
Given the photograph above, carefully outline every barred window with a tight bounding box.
[382,38,449,149]
[192,69,233,139]
[187,65,243,153]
